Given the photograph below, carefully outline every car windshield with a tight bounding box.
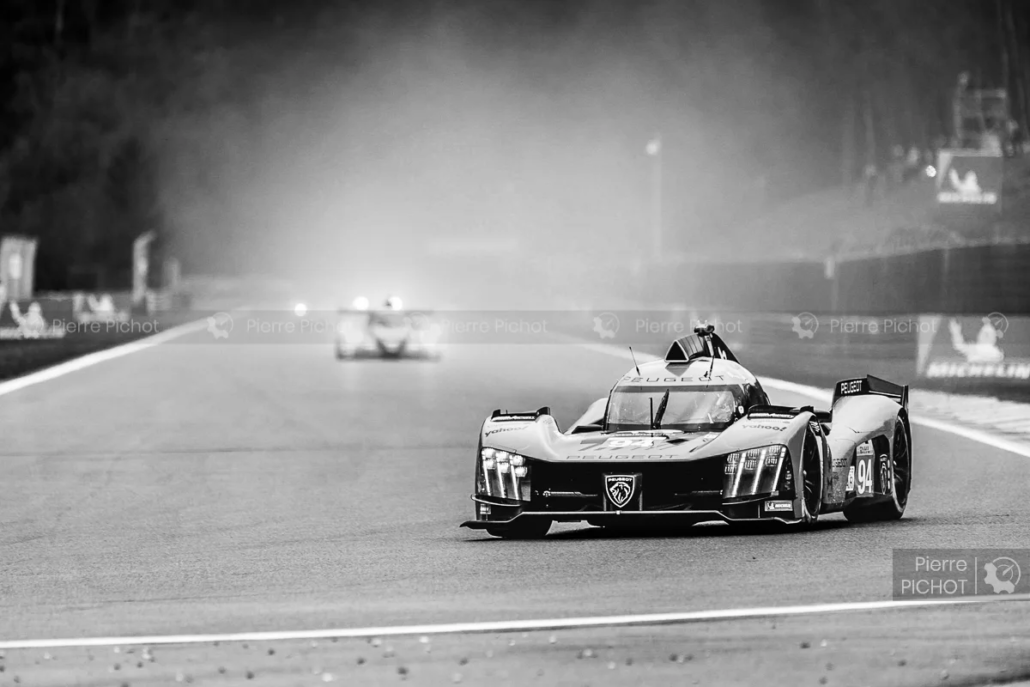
[607,385,743,432]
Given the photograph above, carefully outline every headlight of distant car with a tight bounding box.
[723,444,789,497]
[479,447,531,501]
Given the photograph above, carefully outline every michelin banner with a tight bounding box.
[935,149,1003,206]
[917,314,1030,382]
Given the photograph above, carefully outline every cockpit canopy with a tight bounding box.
[606,384,746,433]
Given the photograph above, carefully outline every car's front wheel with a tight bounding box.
[799,427,823,526]
[485,519,551,539]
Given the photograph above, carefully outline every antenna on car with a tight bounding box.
[629,346,641,375]
[695,323,717,384]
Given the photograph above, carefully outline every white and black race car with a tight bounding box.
[335,296,440,360]
[462,326,912,538]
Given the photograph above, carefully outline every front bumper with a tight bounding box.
[335,340,440,359]
[466,453,801,529]
[462,494,802,528]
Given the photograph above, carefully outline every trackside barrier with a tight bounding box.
[525,243,1030,316]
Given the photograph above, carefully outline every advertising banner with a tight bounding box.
[935,149,1003,206]
[133,232,155,310]
[0,236,38,302]
[917,313,1030,382]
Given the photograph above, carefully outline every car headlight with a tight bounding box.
[723,445,788,498]
[479,447,532,501]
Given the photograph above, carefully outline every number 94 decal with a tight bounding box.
[855,455,875,497]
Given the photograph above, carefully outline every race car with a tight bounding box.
[335,295,440,360]
[461,325,912,538]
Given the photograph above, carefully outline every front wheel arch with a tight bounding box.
[798,426,823,525]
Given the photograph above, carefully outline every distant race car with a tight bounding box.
[462,325,912,538]
[335,295,440,360]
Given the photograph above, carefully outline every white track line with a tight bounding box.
[1,595,1027,650]
[902,415,1030,459]
[581,342,1030,460]
[0,318,209,398]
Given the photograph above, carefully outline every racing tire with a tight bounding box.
[798,427,823,526]
[485,519,552,540]
[844,420,912,523]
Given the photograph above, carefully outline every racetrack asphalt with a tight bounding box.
[1,334,1028,682]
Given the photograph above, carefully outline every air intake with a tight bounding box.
[665,332,739,364]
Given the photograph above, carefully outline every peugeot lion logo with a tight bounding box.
[605,475,637,509]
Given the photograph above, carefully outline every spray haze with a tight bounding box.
[154,0,985,308]
[155,2,766,304]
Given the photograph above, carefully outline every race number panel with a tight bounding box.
[855,455,875,497]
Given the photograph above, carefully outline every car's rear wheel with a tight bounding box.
[844,420,911,523]
[485,519,551,539]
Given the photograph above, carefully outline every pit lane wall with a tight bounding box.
[527,244,1030,316]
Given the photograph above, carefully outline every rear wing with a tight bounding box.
[832,375,909,410]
